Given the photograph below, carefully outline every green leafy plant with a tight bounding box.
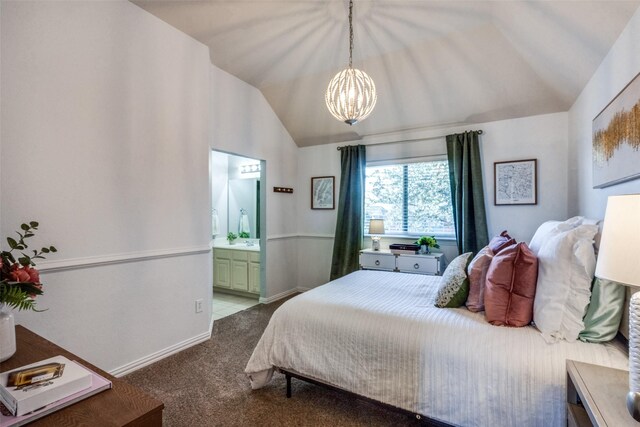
[227,232,238,242]
[0,221,57,311]
[239,231,250,239]
[416,235,439,249]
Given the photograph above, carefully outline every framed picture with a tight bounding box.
[592,71,640,188]
[494,159,537,205]
[311,176,335,209]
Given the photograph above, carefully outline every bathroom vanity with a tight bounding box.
[213,244,260,296]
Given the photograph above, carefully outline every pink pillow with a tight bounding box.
[466,246,494,312]
[488,230,516,254]
[484,242,538,327]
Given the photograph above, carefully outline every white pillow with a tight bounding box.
[580,217,604,255]
[529,220,562,255]
[533,223,598,342]
[529,216,582,256]
[529,216,598,256]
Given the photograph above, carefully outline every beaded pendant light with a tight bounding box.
[325,0,377,125]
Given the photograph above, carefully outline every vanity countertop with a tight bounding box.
[212,242,260,252]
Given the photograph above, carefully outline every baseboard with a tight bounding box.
[259,288,300,304]
[111,287,308,376]
[209,311,215,332]
[109,328,212,377]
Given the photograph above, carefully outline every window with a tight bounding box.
[364,160,455,237]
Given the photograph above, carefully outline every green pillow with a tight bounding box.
[579,277,625,343]
[435,252,473,308]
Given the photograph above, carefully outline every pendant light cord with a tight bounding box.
[348,0,354,68]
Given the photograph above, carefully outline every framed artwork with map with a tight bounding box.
[311,176,335,209]
[494,159,537,205]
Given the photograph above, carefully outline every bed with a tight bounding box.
[245,270,628,427]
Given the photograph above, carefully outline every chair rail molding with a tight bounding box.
[267,234,334,241]
[37,245,212,273]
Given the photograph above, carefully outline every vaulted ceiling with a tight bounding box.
[132,0,640,147]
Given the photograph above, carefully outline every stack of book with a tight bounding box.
[389,243,420,254]
[0,355,112,426]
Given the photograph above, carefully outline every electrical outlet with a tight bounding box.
[195,299,203,313]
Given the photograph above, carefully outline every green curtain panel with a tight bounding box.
[330,145,366,281]
[446,131,489,255]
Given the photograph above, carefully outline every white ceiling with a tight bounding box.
[132,0,640,147]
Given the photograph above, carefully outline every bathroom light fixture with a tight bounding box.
[240,164,261,174]
[325,0,377,125]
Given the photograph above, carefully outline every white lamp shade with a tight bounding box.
[595,194,640,287]
[369,219,385,235]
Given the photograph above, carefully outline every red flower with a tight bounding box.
[9,265,31,282]
[1,221,56,311]
[23,266,40,284]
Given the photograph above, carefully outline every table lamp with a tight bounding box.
[595,194,640,421]
[368,219,385,251]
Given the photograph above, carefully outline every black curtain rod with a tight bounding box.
[336,129,483,150]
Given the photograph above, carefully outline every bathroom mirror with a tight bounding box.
[228,178,260,238]
[211,150,261,239]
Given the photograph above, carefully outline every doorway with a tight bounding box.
[211,150,266,320]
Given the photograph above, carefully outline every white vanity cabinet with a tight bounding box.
[213,249,232,289]
[248,252,261,294]
[213,248,260,295]
[231,250,249,291]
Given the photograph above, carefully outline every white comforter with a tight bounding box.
[245,270,628,427]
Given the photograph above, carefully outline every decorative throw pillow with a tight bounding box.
[484,242,538,327]
[434,252,473,308]
[533,223,598,342]
[466,246,494,312]
[488,230,515,254]
[579,277,626,343]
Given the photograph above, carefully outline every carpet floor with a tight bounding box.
[124,297,423,427]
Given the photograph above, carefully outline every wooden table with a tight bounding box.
[0,326,163,426]
[566,359,637,427]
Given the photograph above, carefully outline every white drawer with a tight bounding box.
[359,252,396,271]
[396,255,438,275]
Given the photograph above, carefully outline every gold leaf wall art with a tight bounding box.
[592,72,640,188]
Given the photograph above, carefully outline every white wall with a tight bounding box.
[482,113,569,241]
[211,151,229,238]
[297,113,569,289]
[209,65,299,300]
[1,1,212,374]
[568,7,640,219]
